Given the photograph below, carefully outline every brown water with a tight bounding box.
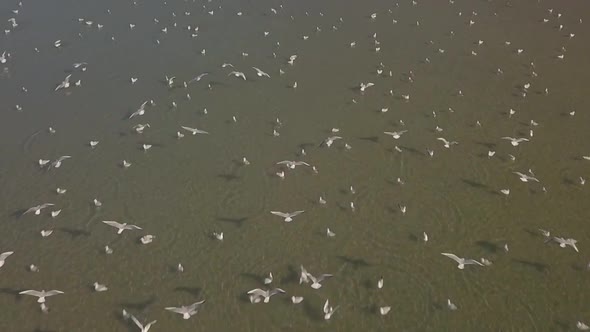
[1,0,590,331]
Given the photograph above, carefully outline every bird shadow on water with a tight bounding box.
[301,300,324,322]
[357,136,379,144]
[216,216,248,228]
[239,272,263,285]
[0,287,23,302]
[216,173,241,182]
[336,255,371,269]
[511,259,548,273]
[475,240,502,254]
[111,310,135,332]
[173,286,202,298]
[33,329,57,332]
[119,295,157,312]
[57,227,91,239]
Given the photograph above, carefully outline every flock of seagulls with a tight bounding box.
[0,0,589,331]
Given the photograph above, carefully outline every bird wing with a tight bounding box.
[127,224,142,230]
[383,131,395,136]
[289,210,305,217]
[270,211,288,218]
[165,306,186,314]
[247,288,266,297]
[464,259,484,266]
[45,290,64,296]
[441,253,462,263]
[130,315,144,329]
[23,206,38,215]
[317,274,333,282]
[181,126,196,133]
[323,299,330,314]
[102,220,124,228]
[269,288,285,296]
[39,203,55,209]
[0,251,13,260]
[19,290,43,297]
[437,137,449,144]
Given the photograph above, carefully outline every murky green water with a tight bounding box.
[1,0,590,331]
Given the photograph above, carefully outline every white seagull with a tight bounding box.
[102,221,142,234]
[165,300,205,319]
[131,315,157,332]
[252,67,271,78]
[276,160,310,169]
[441,253,485,269]
[23,203,55,216]
[228,71,247,80]
[384,130,408,139]
[181,126,209,135]
[247,288,285,303]
[19,290,64,303]
[270,210,304,222]
[501,137,530,146]
[54,75,72,91]
[437,137,458,148]
[360,82,375,92]
[322,136,342,147]
[0,251,14,268]
[323,299,338,320]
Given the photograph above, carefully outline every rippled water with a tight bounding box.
[1,0,590,331]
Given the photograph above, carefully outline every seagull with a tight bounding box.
[305,272,333,289]
[380,306,391,315]
[264,272,273,285]
[213,232,224,241]
[133,123,150,134]
[437,137,458,148]
[247,288,285,303]
[188,73,208,84]
[270,210,304,222]
[0,251,14,268]
[291,296,304,304]
[181,126,209,135]
[50,155,72,169]
[54,75,72,91]
[501,137,530,146]
[276,160,310,169]
[165,300,205,319]
[549,237,579,252]
[140,235,155,244]
[384,130,408,139]
[102,221,142,234]
[129,101,149,119]
[165,75,175,88]
[323,299,338,320]
[19,290,64,303]
[441,253,485,269]
[93,282,108,292]
[513,171,540,183]
[360,82,375,92]
[326,228,335,237]
[577,321,590,330]
[252,67,271,78]
[447,299,458,310]
[131,315,157,332]
[228,71,247,80]
[317,135,341,148]
[23,203,55,216]
[377,277,384,289]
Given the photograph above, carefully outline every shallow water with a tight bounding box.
[1,0,590,331]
